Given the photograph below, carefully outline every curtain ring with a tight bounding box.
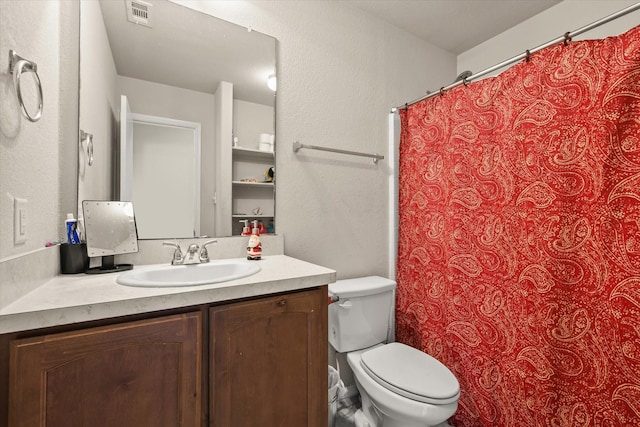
[525,49,531,62]
[439,87,445,96]
[462,77,469,86]
[8,50,43,123]
[563,32,572,46]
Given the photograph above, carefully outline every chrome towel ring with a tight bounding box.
[80,130,94,166]
[9,50,43,122]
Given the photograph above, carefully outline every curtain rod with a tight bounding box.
[393,2,640,112]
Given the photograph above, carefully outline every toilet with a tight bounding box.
[329,277,460,427]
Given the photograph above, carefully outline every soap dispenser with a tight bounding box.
[239,219,251,236]
[247,220,262,260]
[257,220,267,235]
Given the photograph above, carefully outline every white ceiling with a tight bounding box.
[97,0,563,105]
[346,0,563,54]
[99,0,277,105]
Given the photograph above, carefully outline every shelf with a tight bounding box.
[232,181,274,187]
[231,145,275,236]
[232,146,274,159]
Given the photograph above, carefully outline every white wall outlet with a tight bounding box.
[14,197,27,244]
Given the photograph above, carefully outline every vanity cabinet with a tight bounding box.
[231,146,275,235]
[2,286,328,427]
[7,312,202,427]
[210,288,327,427]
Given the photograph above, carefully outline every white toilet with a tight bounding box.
[329,277,460,427]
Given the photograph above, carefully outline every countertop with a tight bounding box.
[0,255,336,334]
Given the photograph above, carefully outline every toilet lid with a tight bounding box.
[360,342,460,405]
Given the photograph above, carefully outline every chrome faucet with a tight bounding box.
[163,240,218,265]
[183,243,201,265]
[163,241,184,265]
[199,240,218,263]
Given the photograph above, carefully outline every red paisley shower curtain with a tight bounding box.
[397,25,640,426]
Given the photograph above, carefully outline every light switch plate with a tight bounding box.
[14,197,27,244]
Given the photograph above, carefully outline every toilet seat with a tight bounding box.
[360,342,460,405]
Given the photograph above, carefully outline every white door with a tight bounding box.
[119,97,201,238]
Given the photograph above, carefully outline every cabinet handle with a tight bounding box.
[277,299,287,307]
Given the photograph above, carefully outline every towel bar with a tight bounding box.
[292,141,384,164]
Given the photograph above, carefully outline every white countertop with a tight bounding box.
[0,255,336,334]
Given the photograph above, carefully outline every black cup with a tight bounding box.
[60,243,89,274]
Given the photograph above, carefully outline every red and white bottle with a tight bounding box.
[247,220,262,260]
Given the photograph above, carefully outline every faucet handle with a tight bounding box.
[199,239,218,263]
[163,241,183,265]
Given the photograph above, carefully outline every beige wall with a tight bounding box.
[78,0,118,214]
[1,0,454,283]
[177,0,457,279]
[4,0,634,293]
[233,99,274,151]
[0,0,78,259]
[458,0,640,77]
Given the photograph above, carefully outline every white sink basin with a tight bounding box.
[116,260,261,287]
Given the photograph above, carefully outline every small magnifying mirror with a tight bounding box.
[83,200,139,274]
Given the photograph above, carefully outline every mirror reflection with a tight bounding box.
[78,0,277,239]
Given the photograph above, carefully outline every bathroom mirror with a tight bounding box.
[82,200,139,273]
[78,0,277,239]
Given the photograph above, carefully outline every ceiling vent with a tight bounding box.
[125,0,153,28]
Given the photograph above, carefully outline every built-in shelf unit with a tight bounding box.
[231,146,275,235]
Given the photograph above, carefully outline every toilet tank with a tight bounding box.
[328,276,397,353]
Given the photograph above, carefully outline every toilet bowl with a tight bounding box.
[329,277,460,427]
[347,344,459,427]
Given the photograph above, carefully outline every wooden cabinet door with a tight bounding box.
[9,312,202,427]
[210,287,328,427]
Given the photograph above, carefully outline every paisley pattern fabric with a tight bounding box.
[397,25,640,427]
